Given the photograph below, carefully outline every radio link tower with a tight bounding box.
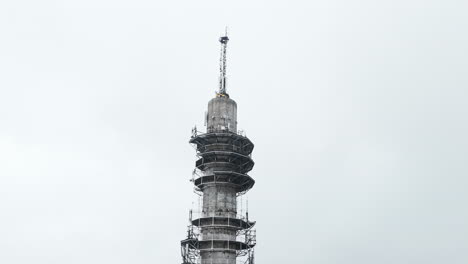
[181,32,257,264]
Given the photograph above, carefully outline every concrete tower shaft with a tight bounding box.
[207,97,238,135]
[198,96,253,264]
[183,96,256,264]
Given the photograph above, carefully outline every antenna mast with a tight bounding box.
[217,28,229,97]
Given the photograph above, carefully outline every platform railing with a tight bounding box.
[191,169,251,181]
[195,143,252,156]
[190,211,251,224]
[191,126,248,139]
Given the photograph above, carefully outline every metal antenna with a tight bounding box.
[217,27,229,97]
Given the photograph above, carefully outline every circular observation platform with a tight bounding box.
[198,240,255,252]
[192,216,256,230]
[190,132,254,156]
[194,171,255,194]
[195,151,254,174]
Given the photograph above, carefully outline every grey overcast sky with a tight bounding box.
[1,0,467,263]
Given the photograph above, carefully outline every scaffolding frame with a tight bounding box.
[183,126,256,264]
[181,216,256,264]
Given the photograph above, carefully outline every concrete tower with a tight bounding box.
[181,33,256,264]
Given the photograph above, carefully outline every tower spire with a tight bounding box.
[217,28,229,97]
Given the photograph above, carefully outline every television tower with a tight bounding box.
[181,32,257,264]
